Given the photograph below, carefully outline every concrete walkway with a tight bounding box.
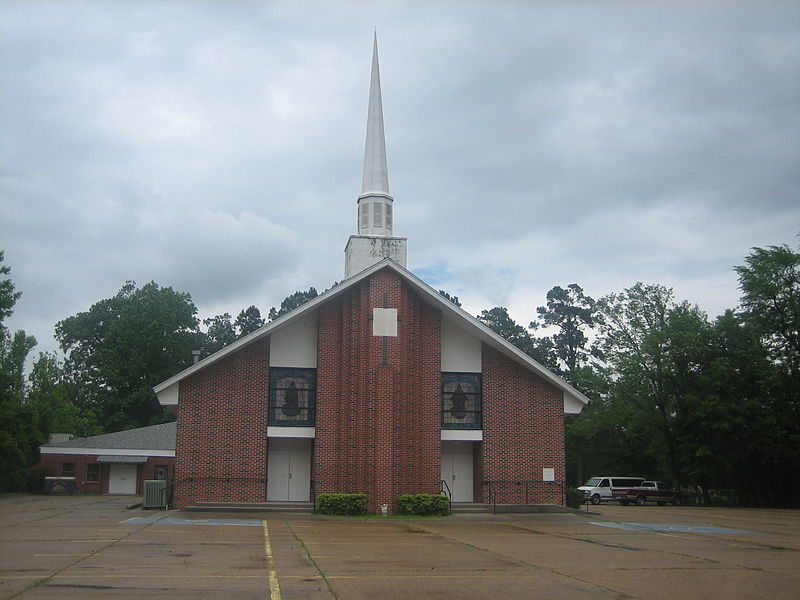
[1,495,799,599]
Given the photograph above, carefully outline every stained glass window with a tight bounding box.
[269,368,316,426]
[441,373,482,429]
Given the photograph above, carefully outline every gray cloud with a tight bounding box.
[1,1,798,361]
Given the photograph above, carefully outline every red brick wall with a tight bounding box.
[169,266,568,509]
[315,268,441,513]
[36,455,175,495]
[480,344,566,504]
[174,340,270,507]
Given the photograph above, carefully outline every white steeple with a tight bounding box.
[345,33,407,278]
[356,32,394,238]
[361,31,390,197]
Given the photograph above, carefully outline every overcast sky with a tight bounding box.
[2,0,799,360]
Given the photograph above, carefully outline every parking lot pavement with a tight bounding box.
[2,496,800,599]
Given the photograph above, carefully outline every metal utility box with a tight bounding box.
[143,479,171,509]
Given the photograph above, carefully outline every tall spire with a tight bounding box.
[361,31,390,195]
[345,33,406,279]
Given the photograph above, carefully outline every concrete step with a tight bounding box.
[185,501,315,514]
[450,503,491,514]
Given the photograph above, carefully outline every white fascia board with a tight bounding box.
[39,447,175,457]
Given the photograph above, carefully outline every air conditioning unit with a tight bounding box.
[143,480,171,509]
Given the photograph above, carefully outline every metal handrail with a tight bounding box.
[484,481,496,514]
[439,479,452,513]
[482,480,565,510]
[161,476,269,509]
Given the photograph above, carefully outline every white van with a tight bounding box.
[578,476,645,505]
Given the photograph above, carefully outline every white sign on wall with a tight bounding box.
[372,308,398,337]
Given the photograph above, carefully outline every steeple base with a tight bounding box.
[345,235,407,278]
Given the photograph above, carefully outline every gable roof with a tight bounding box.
[154,260,590,413]
[40,422,176,456]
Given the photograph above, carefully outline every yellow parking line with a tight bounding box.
[262,521,282,600]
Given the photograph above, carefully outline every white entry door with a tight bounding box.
[267,438,311,502]
[441,441,474,502]
[108,464,138,495]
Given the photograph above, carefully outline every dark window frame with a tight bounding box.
[441,372,482,430]
[85,463,100,483]
[62,462,76,477]
[269,367,316,427]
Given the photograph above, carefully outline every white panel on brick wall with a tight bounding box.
[441,318,481,373]
[372,308,398,337]
[270,313,318,368]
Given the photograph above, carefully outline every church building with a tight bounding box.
[154,36,588,512]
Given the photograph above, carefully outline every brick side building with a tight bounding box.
[38,422,176,495]
[153,36,588,512]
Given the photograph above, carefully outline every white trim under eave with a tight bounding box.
[441,430,483,441]
[39,447,176,457]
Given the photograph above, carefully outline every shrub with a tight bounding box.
[565,487,585,509]
[26,465,54,494]
[316,493,368,516]
[397,493,451,516]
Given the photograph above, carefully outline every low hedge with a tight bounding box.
[316,493,368,516]
[397,493,451,516]
[565,487,585,509]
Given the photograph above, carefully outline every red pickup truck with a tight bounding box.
[612,481,684,506]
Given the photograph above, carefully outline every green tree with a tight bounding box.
[26,351,98,438]
[531,284,598,387]
[202,313,237,355]
[593,283,709,487]
[478,306,557,369]
[235,305,265,336]
[56,281,199,432]
[268,287,318,321]
[735,243,800,374]
[733,241,800,504]
[438,290,461,307]
[0,251,46,491]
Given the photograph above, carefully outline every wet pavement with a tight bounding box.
[1,495,799,599]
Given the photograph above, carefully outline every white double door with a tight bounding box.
[108,464,138,495]
[441,441,474,502]
[267,438,312,502]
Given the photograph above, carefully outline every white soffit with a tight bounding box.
[270,313,318,368]
[441,317,481,373]
[267,426,315,439]
[158,383,179,406]
[441,430,483,441]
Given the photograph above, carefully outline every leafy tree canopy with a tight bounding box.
[531,283,598,386]
[478,306,557,370]
[268,287,318,321]
[735,242,800,374]
[56,281,198,431]
[438,290,461,307]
